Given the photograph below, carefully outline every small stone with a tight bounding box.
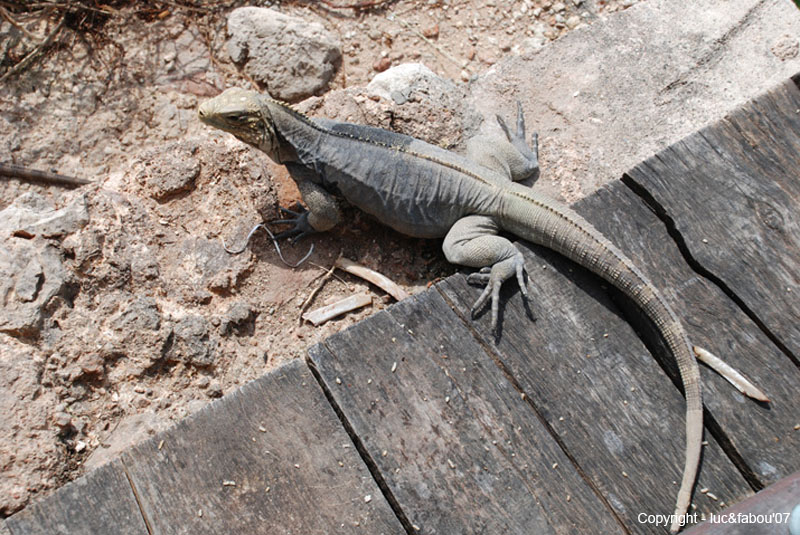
[53,412,72,429]
[566,15,581,29]
[373,57,392,72]
[421,23,439,39]
[771,34,799,61]
[208,381,223,398]
[553,2,566,11]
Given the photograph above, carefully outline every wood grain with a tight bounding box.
[438,239,751,533]
[5,460,147,535]
[120,359,404,535]
[626,78,800,359]
[574,182,800,487]
[309,291,626,535]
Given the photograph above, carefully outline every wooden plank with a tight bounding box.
[120,359,404,535]
[309,291,626,535]
[626,78,800,358]
[574,182,800,486]
[5,459,147,535]
[438,243,752,533]
[682,471,800,535]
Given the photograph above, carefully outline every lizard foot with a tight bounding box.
[467,253,528,331]
[271,203,316,243]
[496,101,539,175]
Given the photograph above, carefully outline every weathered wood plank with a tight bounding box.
[309,291,626,535]
[438,243,752,533]
[5,459,147,535]
[682,471,800,535]
[626,78,800,358]
[121,359,404,535]
[575,182,800,486]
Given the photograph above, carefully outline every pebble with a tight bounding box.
[421,23,439,39]
[373,57,392,72]
[566,15,581,29]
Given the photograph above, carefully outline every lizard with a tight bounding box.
[198,87,767,533]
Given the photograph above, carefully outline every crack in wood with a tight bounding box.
[433,284,633,535]
[621,172,800,370]
[305,349,416,535]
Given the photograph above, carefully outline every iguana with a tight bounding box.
[198,88,766,533]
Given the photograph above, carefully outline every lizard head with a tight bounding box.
[198,88,283,161]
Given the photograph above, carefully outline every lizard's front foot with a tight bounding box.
[271,203,316,243]
[467,253,529,331]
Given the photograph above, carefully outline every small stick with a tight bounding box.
[319,0,394,10]
[0,6,43,41]
[0,162,91,187]
[0,11,66,84]
[302,293,373,326]
[335,256,409,301]
[299,254,342,318]
[693,346,769,402]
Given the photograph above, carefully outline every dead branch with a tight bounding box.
[0,162,91,187]
[0,9,66,83]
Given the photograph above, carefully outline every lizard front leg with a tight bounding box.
[443,215,528,330]
[273,163,341,241]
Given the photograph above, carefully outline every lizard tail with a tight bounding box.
[498,186,703,531]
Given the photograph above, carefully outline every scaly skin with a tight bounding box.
[199,88,702,532]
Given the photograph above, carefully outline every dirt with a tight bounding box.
[0,0,638,517]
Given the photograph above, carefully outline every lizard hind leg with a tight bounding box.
[443,215,529,331]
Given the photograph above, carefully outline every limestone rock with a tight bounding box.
[0,192,88,239]
[227,7,341,101]
[0,239,68,337]
[136,140,200,202]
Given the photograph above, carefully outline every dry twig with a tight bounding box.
[0,162,91,187]
[0,9,66,83]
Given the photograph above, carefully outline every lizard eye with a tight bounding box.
[225,113,247,122]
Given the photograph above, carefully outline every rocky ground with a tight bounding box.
[0,0,639,517]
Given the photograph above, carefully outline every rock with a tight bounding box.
[566,15,582,29]
[0,335,60,516]
[166,315,217,367]
[219,301,256,335]
[372,57,392,72]
[771,34,799,61]
[0,239,68,337]
[367,63,445,103]
[227,7,341,102]
[421,23,439,39]
[110,295,161,333]
[136,140,200,201]
[100,295,170,375]
[0,192,89,239]
[467,0,800,201]
[207,381,223,398]
[173,237,252,293]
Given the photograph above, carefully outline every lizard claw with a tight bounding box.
[271,203,316,243]
[496,101,539,181]
[467,254,529,331]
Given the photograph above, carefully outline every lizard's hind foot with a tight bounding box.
[467,254,529,331]
[271,203,316,243]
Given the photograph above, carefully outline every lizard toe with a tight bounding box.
[271,205,316,242]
